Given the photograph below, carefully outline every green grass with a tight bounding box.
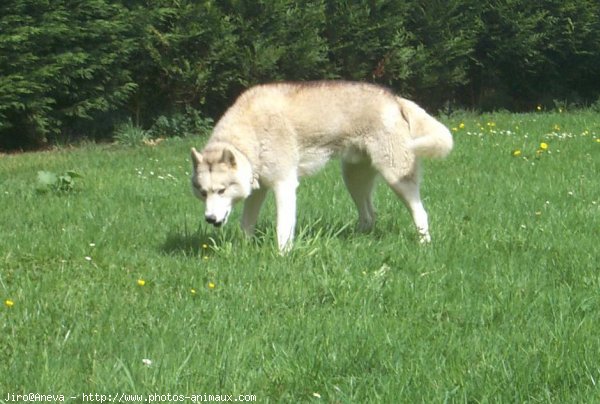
[1,110,599,403]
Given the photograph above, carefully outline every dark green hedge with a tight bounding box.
[1,0,599,149]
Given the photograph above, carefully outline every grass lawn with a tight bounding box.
[1,110,599,402]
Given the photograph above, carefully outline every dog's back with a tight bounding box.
[239,81,401,140]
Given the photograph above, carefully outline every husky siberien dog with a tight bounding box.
[190,81,453,252]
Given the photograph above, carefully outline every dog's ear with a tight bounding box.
[191,147,203,168]
[220,148,237,168]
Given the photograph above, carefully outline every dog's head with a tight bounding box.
[190,144,255,227]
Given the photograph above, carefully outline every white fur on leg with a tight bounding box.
[241,187,268,236]
[273,176,299,253]
[388,178,431,243]
[412,202,431,244]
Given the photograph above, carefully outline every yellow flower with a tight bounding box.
[553,124,560,132]
[459,122,465,129]
[512,149,522,157]
[202,244,208,249]
[540,142,549,150]
[4,299,14,308]
[595,138,600,143]
[190,288,197,295]
[536,105,542,111]
[208,282,216,289]
[137,279,146,287]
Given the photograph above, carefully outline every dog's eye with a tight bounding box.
[217,188,226,195]
[194,184,208,198]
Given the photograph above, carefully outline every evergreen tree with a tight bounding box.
[1,0,599,149]
[0,0,137,148]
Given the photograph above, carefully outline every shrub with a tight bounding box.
[148,108,213,139]
[36,170,82,193]
[113,120,149,146]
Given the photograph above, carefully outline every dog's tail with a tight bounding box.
[397,97,453,158]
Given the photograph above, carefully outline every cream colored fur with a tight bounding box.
[190,81,453,252]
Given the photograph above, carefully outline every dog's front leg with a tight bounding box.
[273,176,299,253]
[241,187,267,236]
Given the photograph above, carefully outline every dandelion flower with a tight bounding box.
[459,122,465,129]
[137,279,146,287]
[4,299,14,308]
[595,138,600,143]
[536,105,542,111]
[208,282,216,289]
[540,142,549,150]
[202,244,208,249]
[512,149,522,157]
[190,288,197,295]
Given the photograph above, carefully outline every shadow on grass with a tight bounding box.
[295,217,404,242]
[161,217,407,256]
[162,232,203,256]
[161,225,218,256]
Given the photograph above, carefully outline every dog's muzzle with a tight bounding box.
[205,214,223,227]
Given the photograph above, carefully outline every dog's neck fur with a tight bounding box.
[230,143,259,190]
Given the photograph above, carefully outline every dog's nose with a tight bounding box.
[205,215,222,227]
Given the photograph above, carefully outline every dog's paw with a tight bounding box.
[418,232,431,244]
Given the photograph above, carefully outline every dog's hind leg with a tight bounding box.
[342,159,377,232]
[385,174,431,243]
[374,155,431,243]
[369,136,431,243]
[241,187,268,236]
